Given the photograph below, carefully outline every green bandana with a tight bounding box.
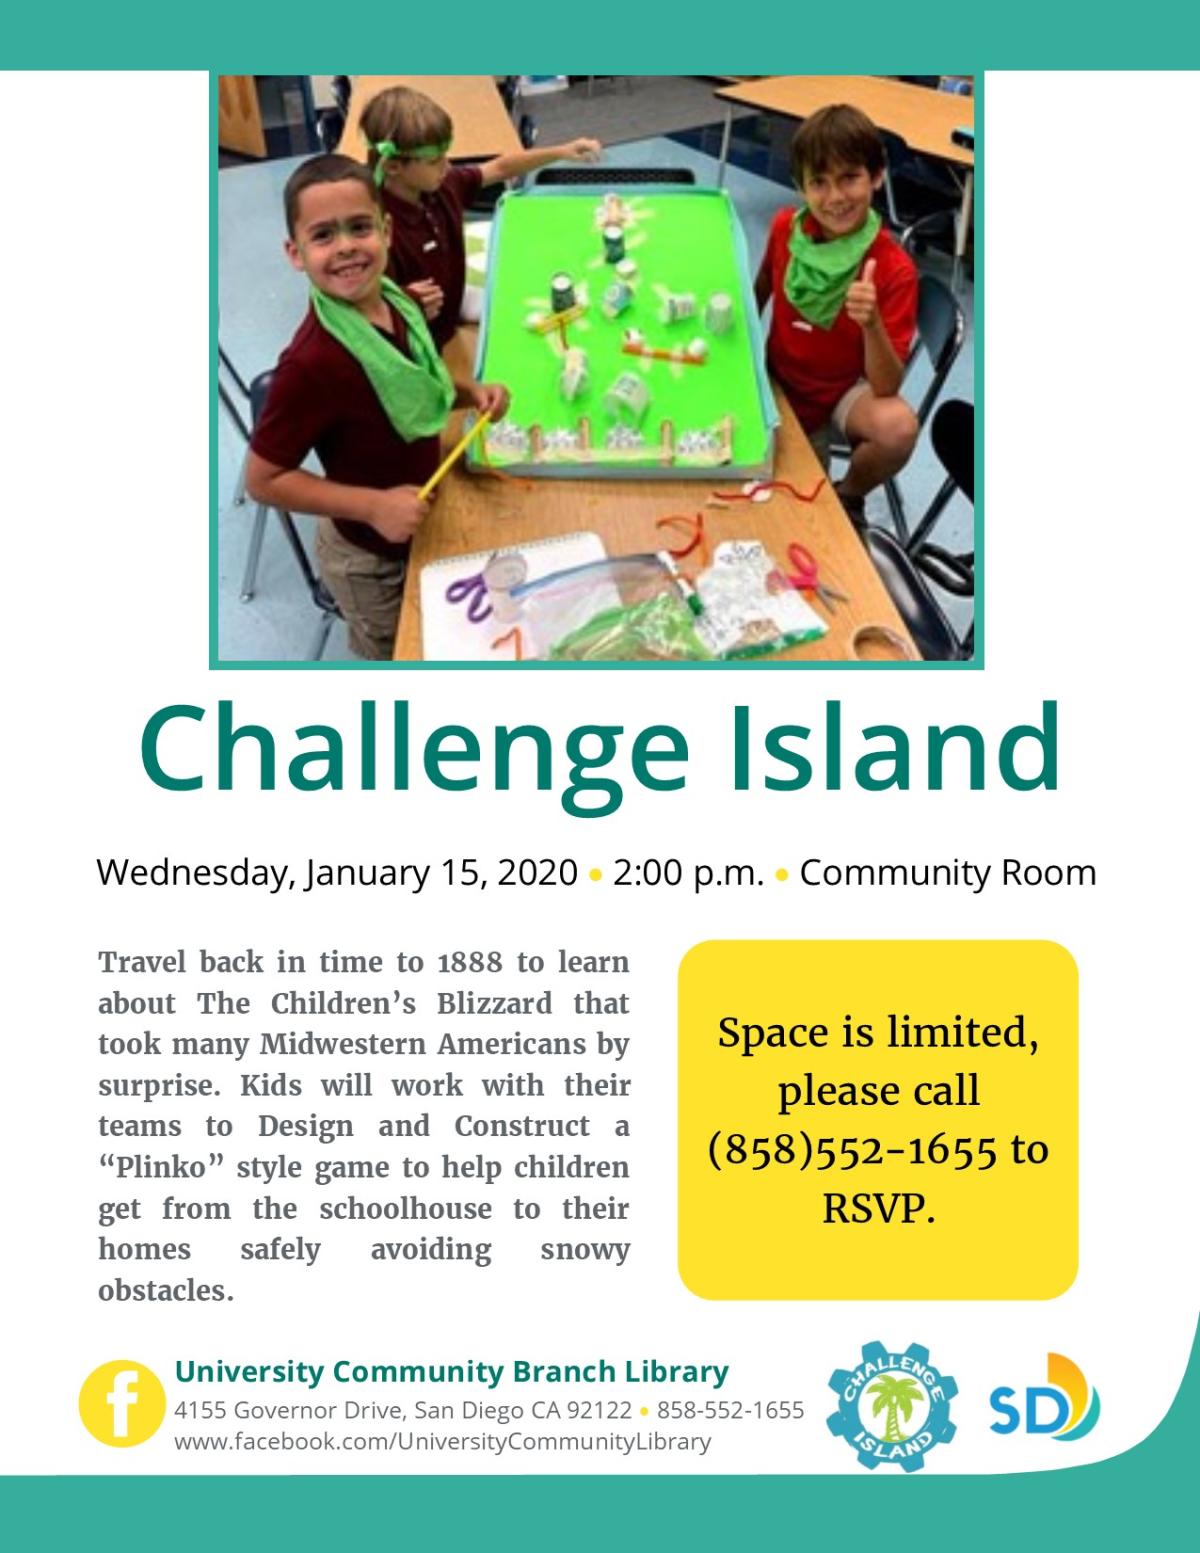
[370,138,452,185]
[784,206,881,330]
[310,275,454,440]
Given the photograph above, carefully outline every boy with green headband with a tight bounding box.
[755,104,918,522]
[361,84,600,350]
[245,155,510,659]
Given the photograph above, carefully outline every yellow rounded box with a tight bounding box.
[678,941,1077,1300]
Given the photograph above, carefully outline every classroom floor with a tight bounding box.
[217,132,975,664]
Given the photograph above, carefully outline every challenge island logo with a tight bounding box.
[827,1340,957,1471]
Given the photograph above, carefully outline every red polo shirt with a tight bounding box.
[250,303,441,560]
[383,163,484,350]
[763,208,918,431]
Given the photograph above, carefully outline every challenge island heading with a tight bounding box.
[141,700,1057,819]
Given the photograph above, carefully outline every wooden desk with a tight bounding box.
[395,336,917,663]
[714,75,974,277]
[337,75,521,163]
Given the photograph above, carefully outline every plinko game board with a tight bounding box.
[469,186,778,479]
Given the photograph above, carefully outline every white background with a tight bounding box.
[1,71,1195,1476]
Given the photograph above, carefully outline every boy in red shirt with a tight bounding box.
[756,105,918,522]
[360,84,601,350]
[245,155,509,659]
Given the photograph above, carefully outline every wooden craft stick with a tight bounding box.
[419,414,492,499]
[621,342,704,365]
[532,304,586,334]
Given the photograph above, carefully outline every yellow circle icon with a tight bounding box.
[79,1359,166,1447]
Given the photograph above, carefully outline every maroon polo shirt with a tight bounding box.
[383,163,484,350]
[250,303,441,560]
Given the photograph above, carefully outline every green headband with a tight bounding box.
[369,138,452,185]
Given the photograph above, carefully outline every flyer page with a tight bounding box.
[2,59,1195,1552]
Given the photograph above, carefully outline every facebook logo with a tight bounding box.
[80,1359,165,1447]
[106,1369,140,1438]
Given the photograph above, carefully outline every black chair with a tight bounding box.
[860,397,975,661]
[224,370,341,661]
[861,526,969,661]
[879,128,961,255]
[901,276,967,438]
[534,166,696,186]
[218,342,250,400]
[330,76,352,116]
[217,330,252,504]
[909,398,975,607]
[316,107,345,153]
[830,272,966,543]
[909,399,972,541]
[932,397,972,493]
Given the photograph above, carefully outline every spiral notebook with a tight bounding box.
[419,530,607,661]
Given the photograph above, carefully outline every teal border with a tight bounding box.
[5,1319,1196,1549]
[212,70,982,670]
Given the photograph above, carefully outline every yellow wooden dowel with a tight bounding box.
[419,413,492,500]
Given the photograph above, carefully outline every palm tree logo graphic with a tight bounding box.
[828,1340,958,1471]
[867,1374,926,1443]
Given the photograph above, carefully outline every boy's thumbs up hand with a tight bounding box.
[845,256,879,329]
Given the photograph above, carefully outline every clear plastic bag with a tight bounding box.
[507,542,829,662]
[512,554,714,662]
[694,540,827,658]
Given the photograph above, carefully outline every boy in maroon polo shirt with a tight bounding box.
[360,84,601,350]
[245,155,509,659]
[755,105,919,523]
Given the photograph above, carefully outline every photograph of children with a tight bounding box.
[216,74,975,666]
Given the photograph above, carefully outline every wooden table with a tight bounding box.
[337,75,521,163]
[714,75,974,280]
[395,337,917,663]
